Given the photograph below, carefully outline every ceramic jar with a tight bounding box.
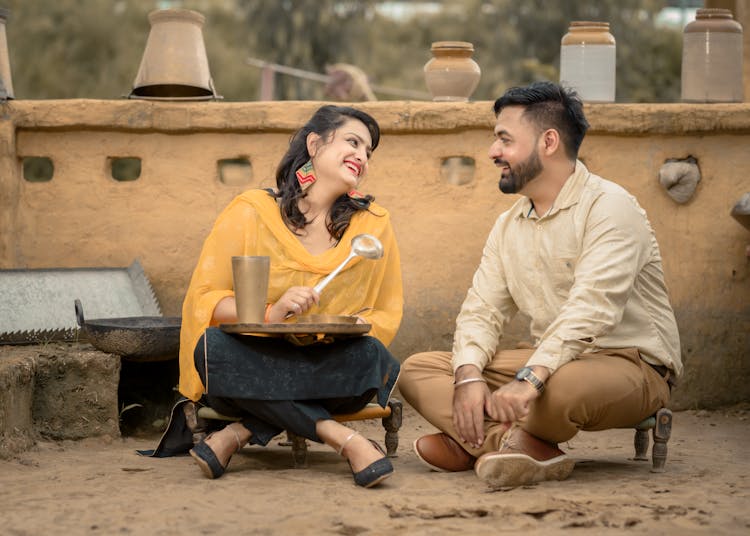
[559,21,616,103]
[0,8,14,98]
[681,8,743,103]
[423,41,481,102]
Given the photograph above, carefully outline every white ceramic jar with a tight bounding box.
[559,21,616,103]
[681,8,743,103]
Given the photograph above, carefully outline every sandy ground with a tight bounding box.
[1,403,749,535]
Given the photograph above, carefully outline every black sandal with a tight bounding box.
[338,431,394,488]
[189,425,243,479]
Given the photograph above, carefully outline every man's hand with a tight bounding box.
[485,379,539,424]
[452,365,490,449]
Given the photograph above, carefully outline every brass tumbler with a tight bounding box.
[0,8,14,99]
[130,8,219,100]
[232,256,270,324]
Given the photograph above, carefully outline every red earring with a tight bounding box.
[295,160,316,191]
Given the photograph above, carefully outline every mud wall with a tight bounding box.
[0,343,120,458]
[0,100,748,410]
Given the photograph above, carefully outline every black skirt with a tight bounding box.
[140,329,400,457]
[197,328,399,407]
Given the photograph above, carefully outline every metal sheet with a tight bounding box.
[0,260,161,343]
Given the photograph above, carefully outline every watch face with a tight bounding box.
[515,367,531,381]
[515,366,544,393]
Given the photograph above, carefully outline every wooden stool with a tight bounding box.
[189,399,403,469]
[629,408,673,472]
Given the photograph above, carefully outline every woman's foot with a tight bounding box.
[339,432,386,473]
[317,420,394,488]
[338,431,394,488]
[189,422,250,479]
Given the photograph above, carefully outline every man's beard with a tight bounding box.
[498,146,543,194]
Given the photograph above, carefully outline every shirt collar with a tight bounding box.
[515,160,589,220]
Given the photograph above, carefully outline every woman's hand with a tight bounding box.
[267,286,320,323]
[351,307,372,324]
[212,296,238,324]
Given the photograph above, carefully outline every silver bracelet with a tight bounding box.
[453,377,487,387]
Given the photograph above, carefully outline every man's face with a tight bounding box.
[489,106,543,194]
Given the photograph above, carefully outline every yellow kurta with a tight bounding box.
[179,189,404,401]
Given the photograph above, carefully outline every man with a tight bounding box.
[398,81,681,488]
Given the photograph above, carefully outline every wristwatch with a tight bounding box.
[515,367,545,393]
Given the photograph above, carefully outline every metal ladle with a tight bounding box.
[285,234,384,319]
[314,234,383,293]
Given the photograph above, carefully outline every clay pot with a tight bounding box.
[0,8,14,99]
[423,41,481,102]
[559,21,616,103]
[681,8,743,103]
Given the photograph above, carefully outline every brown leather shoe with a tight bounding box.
[474,426,575,488]
[413,432,476,472]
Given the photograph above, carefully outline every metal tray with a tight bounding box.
[220,322,371,336]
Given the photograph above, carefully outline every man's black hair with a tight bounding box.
[493,81,589,160]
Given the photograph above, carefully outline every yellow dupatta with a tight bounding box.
[178,189,403,401]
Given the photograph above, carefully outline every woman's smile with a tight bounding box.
[344,159,362,177]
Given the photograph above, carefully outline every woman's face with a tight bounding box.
[309,118,373,194]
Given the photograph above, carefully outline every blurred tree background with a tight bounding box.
[4,0,686,102]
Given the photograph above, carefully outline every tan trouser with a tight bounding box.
[398,347,671,458]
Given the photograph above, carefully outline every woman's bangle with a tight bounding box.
[264,303,273,323]
[453,377,487,387]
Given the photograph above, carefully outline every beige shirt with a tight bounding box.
[452,161,682,377]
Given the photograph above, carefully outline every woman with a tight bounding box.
[180,105,402,488]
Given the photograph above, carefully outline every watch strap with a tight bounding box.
[518,368,545,393]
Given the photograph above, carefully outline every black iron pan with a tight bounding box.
[75,299,181,362]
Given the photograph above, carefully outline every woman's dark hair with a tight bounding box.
[274,105,381,241]
[493,81,589,160]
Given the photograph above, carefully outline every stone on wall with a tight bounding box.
[658,156,701,204]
